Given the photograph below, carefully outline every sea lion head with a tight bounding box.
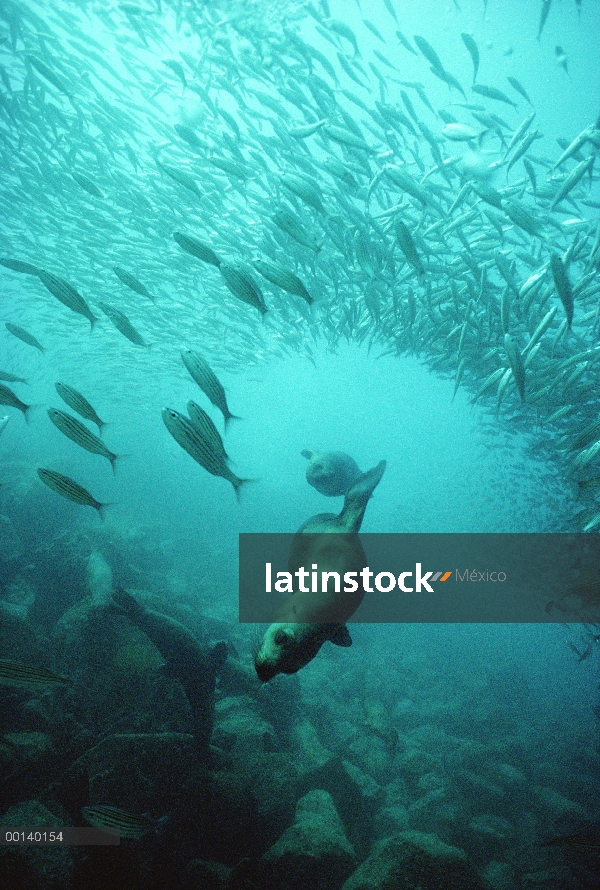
[301,449,362,497]
[254,622,351,682]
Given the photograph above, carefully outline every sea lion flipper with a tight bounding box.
[111,586,144,619]
[338,460,387,532]
[210,641,228,670]
[328,625,352,647]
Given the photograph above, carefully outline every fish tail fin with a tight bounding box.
[233,476,259,502]
[110,453,129,475]
[97,502,112,522]
[224,413,242,432]
[23,403,43,424]
[97,421,109,439]
[89,315,99,332]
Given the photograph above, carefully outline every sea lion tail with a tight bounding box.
[339,460,387,531]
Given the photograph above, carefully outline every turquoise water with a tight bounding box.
[0,1,599,887]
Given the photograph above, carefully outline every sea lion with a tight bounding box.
[301,449,362,497]
[0,416,8,436]
[255,460,386,681]
[110,588,227,755]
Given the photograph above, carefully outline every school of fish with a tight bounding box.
[0,0,599,523]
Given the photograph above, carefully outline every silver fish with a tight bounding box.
[181,348,240,429]
[48,408,119,472]
[37,468,108,520]
[162,408,251,500]
[55,383,106,435]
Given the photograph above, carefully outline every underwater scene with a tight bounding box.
[0,0,599,887]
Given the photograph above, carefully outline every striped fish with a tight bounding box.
[0,371,27,384]
[5,322,45,353]
[504,334,526,401]
[37,468,108,520]
[162,408,251,500]
[113,267,155,302]
[55,383,106,436]
[186,400,229,461]
[72,172,104,198]
[0,258,41,275]
[172,232,221,268]
[550,254,574,329]
[37,270,97,329]
[48,408,118,472]
[280,172,325,213]
[0,659,70,690]
[0,383,32,421]
[181,349,240,429]
[98,303,149,347]
[273,208,322,252]
[253,259,313,305]
[82,805,153,840]
[219,263,267,316]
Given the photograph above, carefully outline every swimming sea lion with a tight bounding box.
[301,449,362,497]
[255,460,386,681]
[110,588,227,755]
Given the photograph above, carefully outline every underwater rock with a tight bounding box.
[53,598,121,676]
[259,789,358,890]
[85,549,113,604]
[521,865,579,889]
[396,745,440,779]
[203,756,298,863]
[290,718,333,774]
[2,577,36,619]
[215,695,278,755]
[184,858,231,890]
[346,730,396,783]
[301,449,362,497]
[531,785,587,822]
[0,732,61,806]
[453,769,506,805]
[468,813,516,857]
[62,732,199,812]
[0,601,45,662]
[340,830,488,890]
[299,756,382,859]
[214,654,260,698]
[484,762,528,791]
[373,804,410,838]
[0,513,24,562]
[0,800,74,890]
[409,787,446,818]
[481,859,519,890]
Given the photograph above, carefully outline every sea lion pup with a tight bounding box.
[110,588,227,755]
[301,449,362,496]
[255,460,386,682]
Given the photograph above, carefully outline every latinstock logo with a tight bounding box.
[381,564,453,593]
